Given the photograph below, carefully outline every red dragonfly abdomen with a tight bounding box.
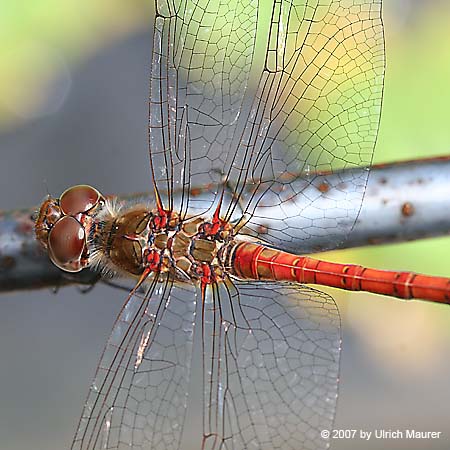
[232,242,450,304]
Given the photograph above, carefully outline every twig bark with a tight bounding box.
[1,157,449,292]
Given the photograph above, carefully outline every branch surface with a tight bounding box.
[1,157,449,292]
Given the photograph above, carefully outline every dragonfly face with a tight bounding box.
[35,185,104,272]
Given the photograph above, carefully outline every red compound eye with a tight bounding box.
[48,216,86,272]
[60,185,101,215]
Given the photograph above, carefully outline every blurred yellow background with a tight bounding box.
[0,0,149,127]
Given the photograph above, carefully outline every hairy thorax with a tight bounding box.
[89,203,235,284]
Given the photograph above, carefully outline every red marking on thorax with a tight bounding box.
[153,214,167,229]
[144,249,161,271]
[194,263,215,285]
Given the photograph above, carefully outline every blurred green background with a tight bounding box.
[1,1,450,449]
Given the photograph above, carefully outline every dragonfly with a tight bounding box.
[33,1,450,449]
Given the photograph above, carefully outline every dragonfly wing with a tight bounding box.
[71,276,197,450]
[148,0,258,216]
[200,279,340,450]
[223,0,384,251]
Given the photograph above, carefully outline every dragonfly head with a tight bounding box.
[35,184,105,272]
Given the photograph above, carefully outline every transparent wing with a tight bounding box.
[148,0,258,216]
[222,0,384,250]
[200,279,340,450]
[71,276,197,450]
[149,0,384,249]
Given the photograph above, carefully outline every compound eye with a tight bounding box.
[48,216,86,272]
[60,185,101,215]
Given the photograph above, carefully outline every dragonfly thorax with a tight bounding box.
[91,202,235,284]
